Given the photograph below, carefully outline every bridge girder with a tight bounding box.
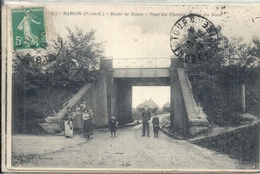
[113,68,170,78]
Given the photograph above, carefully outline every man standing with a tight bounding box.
[142,106,151,137]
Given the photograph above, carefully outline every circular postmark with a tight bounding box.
[170,13,219,63]
[12,7,63,70]
[14,37,63,70]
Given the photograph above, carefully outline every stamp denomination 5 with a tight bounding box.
[12,7,46,50]
[11,7,63,68]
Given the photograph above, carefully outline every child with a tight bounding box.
[109,116,118,137]
[152,115,160,138]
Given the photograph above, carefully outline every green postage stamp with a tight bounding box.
[11,7,46,50]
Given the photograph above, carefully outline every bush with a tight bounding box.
[12,106,45,134]
[12,86,77,134]
[191,122,259,165]
[185,35,260,127]
[216,111,253,127]
[12,27,105,134]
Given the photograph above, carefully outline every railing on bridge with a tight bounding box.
[113,58,171,68]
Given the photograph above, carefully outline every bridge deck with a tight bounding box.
[113,68,170,78]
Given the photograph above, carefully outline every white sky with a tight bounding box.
[132,86,170,108]
[46,4,260,106]
[50,4,260,59]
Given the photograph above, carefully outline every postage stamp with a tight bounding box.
[11,7,47,50]
[170,13,219,63]
[11,6,63,69]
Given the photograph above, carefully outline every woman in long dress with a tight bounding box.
[72,105,84,132]
[82,109,93,138]
[64,107,74,138]
[17,9,41,46]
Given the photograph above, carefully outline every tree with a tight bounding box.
[12,26,105,133]
[46,27,104,89]
[251,37,260,57]
[184,26,256,126]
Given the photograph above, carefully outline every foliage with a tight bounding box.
[186,55,225,125]
[46,27,104,88]
[12,26,105,133]
[251,37,260,57]
[12,105,45,134]
[191,122,259,165]
[13,27,104,91]
[185,27,260,126]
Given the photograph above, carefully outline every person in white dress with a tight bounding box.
[17,9,41,46]
[64,107,74,138]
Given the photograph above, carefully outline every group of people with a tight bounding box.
[142,106,160,138]
[61,105,160,139]
[62,107,94,139]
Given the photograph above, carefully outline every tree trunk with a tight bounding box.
[241,83,246,113]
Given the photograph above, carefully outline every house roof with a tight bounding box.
[137,99,159,109]
[163,101,170,108]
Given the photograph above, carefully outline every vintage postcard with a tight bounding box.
[2,2,260,173]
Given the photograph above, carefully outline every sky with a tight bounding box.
[132,86,170,108]
[45,4,260,107]
[50,4,260,59]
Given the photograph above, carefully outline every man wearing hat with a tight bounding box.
[142,106,151,137]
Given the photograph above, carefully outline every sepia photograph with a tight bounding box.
[2,2,260,172]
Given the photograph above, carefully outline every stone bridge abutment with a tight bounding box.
[41,57,208,136]
[100,57,209,136]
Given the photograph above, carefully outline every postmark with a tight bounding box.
[11,7,63,69]
[170,13,219,63]
[14,37,63,69]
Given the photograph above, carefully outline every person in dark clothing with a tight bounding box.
[82,109,93,138]
[142,106,151,137]
[152,115,160,138]
[109,116,118,137]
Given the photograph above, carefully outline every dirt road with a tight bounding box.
[12,124,247,169]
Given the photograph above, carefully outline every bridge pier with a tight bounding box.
[107,69,114,120]
[113,80,132,124]
[170,68,176,128]
[102,59,133,124]
[101,57,208,135]
[170,59,188,134]
[43,57,208,136]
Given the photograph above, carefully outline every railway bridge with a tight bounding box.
[55,56,209,136]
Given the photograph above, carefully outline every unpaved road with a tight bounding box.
[12,124,249,169]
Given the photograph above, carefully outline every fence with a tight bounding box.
[113,58,171,68]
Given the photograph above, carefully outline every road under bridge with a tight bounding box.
[55,56,209,136]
